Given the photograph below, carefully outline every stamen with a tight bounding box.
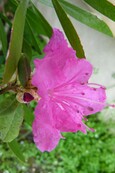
[106,104,115,108]
[88,83,106,89]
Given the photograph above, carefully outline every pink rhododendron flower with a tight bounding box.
[32,29,106,152]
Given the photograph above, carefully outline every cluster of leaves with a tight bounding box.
[0,0,52,160]
[0,0,115,163]
[0,114,115,173]
[39,0,115,36]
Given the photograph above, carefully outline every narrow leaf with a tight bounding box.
[0,19,7,56]
[8,0,52,37]
[0,13,12,26]
[31,2,52,38]
[23,39,32,60]
[84,0,115,21]
[59,0,113,37]
[3,0,29,84]
[18,53,31,87]
[4,0,42,55]
[26,19,42,54]
[52,0,85,58]
[8,139,26,163]
[26,10,47,36]
[39,0,53,7]
[0,97,24,142]
[39,0,113,37]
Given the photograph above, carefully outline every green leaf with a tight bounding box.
[31,2,52,38]
[39,0,53,7]
[18,53,31,87]
[23,104,34,126]
[0,19,7,56]
[22,39,32,60]
[52,0,85,58]
[10,0,52,37]
[0,97,24,142]
[0,13,12,26]
[8,139,26,163]
[3,0,29,84]
[84,0,115,21]
[4,0,43,54]
[26,10,47,36]
[39,0,113,37]
[26,19,42,54]
[59,0,113,37]
[0,65,4,80]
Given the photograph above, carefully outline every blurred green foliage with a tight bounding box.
[0,114,115,173]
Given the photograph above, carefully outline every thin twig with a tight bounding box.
[0,83,18,95]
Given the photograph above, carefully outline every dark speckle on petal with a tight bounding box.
[80,82,85,85]
[87,107,94,111]
[77,124,81,128]
[81,92,85,95]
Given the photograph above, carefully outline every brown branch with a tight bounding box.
[0,83,18,95]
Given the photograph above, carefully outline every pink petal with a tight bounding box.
[32,57,63,97]
[32,29,76,97]
[53,83,106,115]
[33,118,62,152]
[32,29,93,98]
[51,101,87,133]
[32,99,62,152]
[63,58,93,84]
[34,99,53,125]
[32,28,107,152]
[44,28,71,55]
[47,82,106,133]
[68,84,106,115]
